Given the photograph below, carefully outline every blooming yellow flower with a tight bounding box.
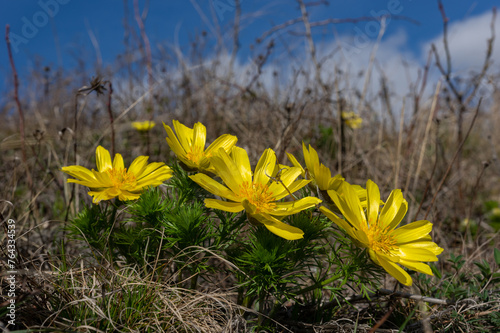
[132,120,156,131]
[190,147,322,240]
[342,111,362,129]
[163,120,237,174]
[287,142,344,192]
[62,146,172,203]
[287,142,367,206]
[320,180,443,286]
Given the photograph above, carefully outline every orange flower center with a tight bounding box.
[186,145,204,164]
[361,221,397,254]
[238,181,276,214]
[107,168,137,188]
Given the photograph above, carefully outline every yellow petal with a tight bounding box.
[399,259,433,275]
[314,163,332,191]
[135,165,172,187]
[209,149,243,194]
[192,122,207,152]
[319,206,360,241]
[395,245,439,262]
[303,143,320,178]
[393,220,433,244]
[329,183,365,230]
[88,189,111,203]
[254,213,304,240]
[205,134,238,157]
[267,166,302,197]
[92,170,113,187]
[172,120,194,149]
[397,241,444,256]
[241,198,258,215]
[205,198,244,213]
[128,156,150,177]
[376,253,413,286]
[189,173,239,201]
[379,189,407,230]
[96,146,112,172]
[112,153,124,170]
[273,197,322,215]
[118,190,141,201]
[272,179,311,201]
[230,146,252,183]
[286,152,305,176]
[327,174,345,191]
[61,165,96,183]
[254,149,276,185]
[164,122,188,159]
[366,180,381,226]
[66,177,104,188]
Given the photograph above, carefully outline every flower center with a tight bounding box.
[238,181,276,214]
[186,145,204,164]
[107,168,137,188]
[361,221,397,254]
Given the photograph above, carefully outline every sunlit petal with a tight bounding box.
[393,220,433,244]
[112,153,124,170]
[399,260,433,275]
[230,146,252,183]
[377,254,413,286]
[366,180,381,226]
[205,198,245,213]
[209,150,243,194]
[273,197,321,215]
[254,213,304,240]
[172,119,194,149]
[254,148,276,185]
[206,134,238,157]
[189,173,239,201]
[96,146,112,172]
[379,189,406,229]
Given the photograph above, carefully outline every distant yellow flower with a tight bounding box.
[190,147,322,240]
[132,120,156,131]
[342,111,362,129]
[163,120,237,174]
[62,146,172,203]
[320,180,443,286]
[287,142,367,206]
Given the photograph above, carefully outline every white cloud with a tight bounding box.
[422,10,500,73]
[119,10,498,120]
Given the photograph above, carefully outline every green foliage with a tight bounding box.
[166,161,206,204]
[58,155,499,332]
[484,200,500,231]
[66,202,116,256]
[414,252,500,331]
[316,124,336,156]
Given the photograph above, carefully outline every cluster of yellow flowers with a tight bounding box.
[62,119,443,286]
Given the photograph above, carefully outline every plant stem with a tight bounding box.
[295,271,343,297]
[190,271,198,290]
[107,202,119,264]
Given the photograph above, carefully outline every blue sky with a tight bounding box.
[0,0,498,98]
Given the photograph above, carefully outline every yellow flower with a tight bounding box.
[320,180,443,286]
[287,142,344,191]
[287,143,367,206]
[342,111,362,129]
[132,120,156,131]
[190,147,322,240]
[163,120,237,174]
[62,146,172,203]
